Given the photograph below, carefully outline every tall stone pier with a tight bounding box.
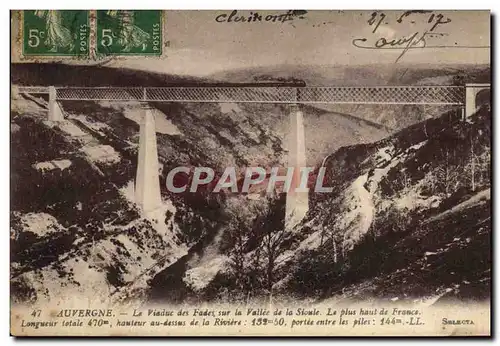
[48,86,64,121]
[135,106,162,213]
[465,83,491,119]
[285,104,309,229]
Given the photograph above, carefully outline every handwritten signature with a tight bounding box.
[353,31,449,63]
[352,11,461,63]
[215,10,307,24]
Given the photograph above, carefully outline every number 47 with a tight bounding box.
[31,309,41,318]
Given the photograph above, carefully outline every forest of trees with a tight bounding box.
[206,194,293,303]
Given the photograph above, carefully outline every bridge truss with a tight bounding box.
[17,85,466,105]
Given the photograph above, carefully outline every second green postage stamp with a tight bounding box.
[96,10,163,56]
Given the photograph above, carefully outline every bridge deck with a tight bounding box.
[16,85,477,105]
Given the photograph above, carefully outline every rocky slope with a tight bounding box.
[288,103,491,303]
[194,101,491,305]
[10,96,189,305]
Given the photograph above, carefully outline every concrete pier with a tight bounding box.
[465,83,491,118]
[135,106,162,212]
[48,86,64,121]
[285,105,309,229]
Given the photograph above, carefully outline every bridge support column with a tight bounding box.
[135,106,162,213]
[285,104,309,229]
[465,83,491,118]
[48,86,64,122]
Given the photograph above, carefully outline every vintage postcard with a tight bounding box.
[10,10,491,336]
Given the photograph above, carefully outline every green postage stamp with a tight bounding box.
[20,10,163,58]
[96,10,163,56]
[22,10,90,57]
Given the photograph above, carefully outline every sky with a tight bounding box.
[113,10,491,76]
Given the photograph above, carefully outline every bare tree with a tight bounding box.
[437,147,461,197]
[261,226,287,295]
[468,138,478,192]
[479,144,491,186]
[330,236,338,264]
[227,220,248,294]
[399,169,412,191]
[251,195,288,303]
[245,243,263,305]
[467,136,491,192]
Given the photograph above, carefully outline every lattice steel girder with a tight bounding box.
[18,85,469,105]
[297,86,465,105]
[17,86,50,94]
[146,87,298,103]
[55,87,145,101]
[145,86,465,104]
